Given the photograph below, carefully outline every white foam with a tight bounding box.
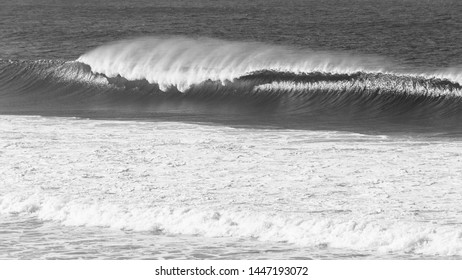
[1,115,462,256]
[1,191,462,256]
[254,79,462,97]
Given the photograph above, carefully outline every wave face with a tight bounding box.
[1,37,462,133]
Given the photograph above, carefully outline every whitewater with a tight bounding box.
[1,115,461,259]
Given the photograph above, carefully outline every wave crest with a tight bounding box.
[76,36,462,93]
[77,36,388,92]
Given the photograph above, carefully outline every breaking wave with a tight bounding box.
[76,37,462,92]
[77,36,390,91]
[1,36,462,132]
[1,192,461,256]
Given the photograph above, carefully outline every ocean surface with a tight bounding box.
[0,0,461,259]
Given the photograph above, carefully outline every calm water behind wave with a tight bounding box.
[1,0,461,69]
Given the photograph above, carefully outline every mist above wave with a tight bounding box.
[77,36,389,92]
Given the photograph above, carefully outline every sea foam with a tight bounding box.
[1,116,462,257]
[1,191,462,256]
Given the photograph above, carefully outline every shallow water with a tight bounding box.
[2,215,457,260]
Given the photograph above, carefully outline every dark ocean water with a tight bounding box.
[0,0,461,133]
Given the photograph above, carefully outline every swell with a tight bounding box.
[1,49,462,133]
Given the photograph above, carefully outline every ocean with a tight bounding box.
[0,0,461,259]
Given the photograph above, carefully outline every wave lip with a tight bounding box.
[0,59,108,91]
[76,36,462,93]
